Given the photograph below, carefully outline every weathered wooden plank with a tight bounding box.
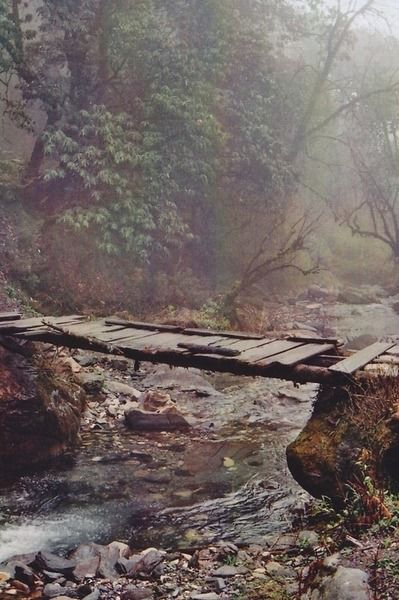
[286,335,340,346]
[182,327,264,340]
[260,343,335,367]
[0,311,22,322]
[60,321,123,337]
[0,315,86,332]
[96,328,164,343]
[105,318,183,333]
[236,340,304,363]
[106,318,264,340]
[222,337,276,352]
[119,332,225,351]
[329,342,396,374]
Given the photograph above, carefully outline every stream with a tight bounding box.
[1,297,399,563]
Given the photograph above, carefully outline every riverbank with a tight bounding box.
[2,509,399,600]
[2,291,399,597]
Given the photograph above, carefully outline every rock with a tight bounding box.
[43,583,77,598]
[265,561,295,578]
[0,347,85,471]
[69,544,102,580]
[142,366,219,397]
[1,562,35,587]
[287,382,399,502]
[104,380,141,398]
[76,584,93,598]
[51,597,77,600]
[35,553,76,577]
[307,285,339,302]
[310,566,371,599]
[43,570,65,582]
[125,408,190,431]
[211,565,247,577]
[106,358,130,371]
[74,353,99,367]
[117,556,141,576]
[10,580,31,594]
[190,595,220,600]
[107,542,130,559]
[73,557,100,581]
[121,585,153,600]
[347,334,378,350]
[81,590,100,600]
[205,578,226,592]
[338,287,380,305]
[392,301,399,314]
[77,373,104,395]
[139,390,174,411]
[96,544,120,580]
[297,530,319,549]
[140,471,171,484]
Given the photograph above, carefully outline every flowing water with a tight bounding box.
[1,298,399,562]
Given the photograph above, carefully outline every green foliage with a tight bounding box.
[196,299,231,330]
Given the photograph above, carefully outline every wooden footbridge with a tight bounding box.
[0,312,398,385]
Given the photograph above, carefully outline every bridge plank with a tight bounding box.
[260,343,335,367]
[182,327,264,339]
[105,318,183,333]
[236,340,304,363]
[0,311,22,322]
[119,332,226,351]
[97,329,165,343]
[0,315,86,332]
[218,337,275,352]
[329,342,396,374]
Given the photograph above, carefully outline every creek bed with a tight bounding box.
[1,297,398,562]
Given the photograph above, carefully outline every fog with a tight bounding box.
[1,0,399,321]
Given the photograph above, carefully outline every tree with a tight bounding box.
[341,85,399,261]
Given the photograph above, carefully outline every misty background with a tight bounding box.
[1,0,399,327]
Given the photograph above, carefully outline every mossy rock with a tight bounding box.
[287,383,399,504]
[0,345,85,472]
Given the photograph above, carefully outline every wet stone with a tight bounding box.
[73,557,100,581]
[43,583,77,598]
[121,585,153,600]
[205,577,226,592]
[2,561,35,587]
[141,472,172,485]
[81,589,100,600]
[35,552,76,576]
[76,584,93,598]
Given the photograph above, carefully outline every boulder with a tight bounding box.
[337,287,380,305]
[104,380,141,398]
[309,566,371,600]
[125,408,190,431]
[0,346,85,472]
[286,382,399,504]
